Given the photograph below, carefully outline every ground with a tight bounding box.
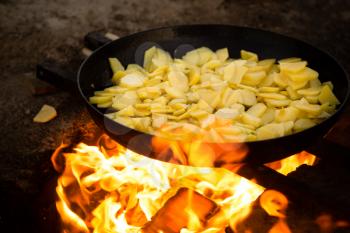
[0,0,349,232]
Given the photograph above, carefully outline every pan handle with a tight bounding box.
[37,31,118,94]
[36,60,79,94]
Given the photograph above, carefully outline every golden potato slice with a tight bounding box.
[257,92,287,100]
[246,103,267,117]
[89,96,113,104]
[319,85,340,105]
[278,57,302,64]
[258,86,280,93]
[240,113,261,128]
[256,123,285,140]
[112,91,140,110]
[168,69,189,91]
[258,59,276,71]
[275,106,300,122]
[241,50,258,62]
[260,107,275,125]
[109,57,124,73]
[33,104,57,123]
[297,87,322,96]
[116,105,135,117]
[294,118,316,132]
[143,46,157,71]
[120,72,146,88]
[279,61,307,73]
[215,108,240,120]
[287,67,318,83]
[242,70,266,86]
[264,99,291,107]
[223,60,248,84]
[216,48,229,62]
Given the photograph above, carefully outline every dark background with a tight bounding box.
[0,0,349,232]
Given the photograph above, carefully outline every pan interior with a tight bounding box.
[78,25,349,135]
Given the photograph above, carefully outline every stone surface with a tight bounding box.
[0,0,350,232]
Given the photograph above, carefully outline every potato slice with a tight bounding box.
[264,99,291,107]
[120,72,146,88]
[278,57,302,64]
[240,113,261,128]
[257,92,287,100]
[273,73,289,88]
[275,106,300,122]
[109,57,124,73]
[258,87,280,93]
[190,109,210,119]
[297,87,322,96]
[215,108,240,120]
[319,85,340,105]
[242,70,266,86]
[241,50,258,62]
[143,46,157,71]
[165,86,185,99]
[246,103,267,117]
[294,118,316,132]
[293,100,321,115]
[286,86,301,100]
[182,49,200,66]
[197,47,215,65]
[260,107,275,125]
[168,69,189,91]
[89,96,113,104]
[197,89,220,108]
[258,72,275,87]
[152,114,168,128]
[216,48,229,62]
[152,48,172,68]
[33,104,57,123]
[256,123,285,140]
[287,67,318,83]
[258,59,276,71]
[280,61,307,73]
[112,91,140,110]
[223,60,248,84]
[116,105,135,117]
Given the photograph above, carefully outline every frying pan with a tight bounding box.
[38,25,350,164]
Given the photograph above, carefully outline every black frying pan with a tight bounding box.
[42,25,350,164]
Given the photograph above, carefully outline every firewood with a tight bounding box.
[142,187,219,233]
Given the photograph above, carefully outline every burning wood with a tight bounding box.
[142,188,219,233]
[52,134,323,233]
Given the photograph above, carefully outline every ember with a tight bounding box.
[52,134,321,233]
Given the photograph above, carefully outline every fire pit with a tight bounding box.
[33,31,350,233]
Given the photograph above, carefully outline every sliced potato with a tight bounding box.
[241,50,258,62]
[33,104,57,123]
[216,48,229,62]
[109,58,124,73]
[89,47,340,142]
[279,61,307,73]
[319,85,340,105]
[256,123,285,140]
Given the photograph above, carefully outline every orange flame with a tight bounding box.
[265,151,317,176]
[53,135,315,233]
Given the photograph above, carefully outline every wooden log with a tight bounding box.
[142,187,219,233]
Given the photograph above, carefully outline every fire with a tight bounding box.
[265,151,317,175]
[52,134,314,233]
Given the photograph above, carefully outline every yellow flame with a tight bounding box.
[265,151,317,175]
[54,135,314,233]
